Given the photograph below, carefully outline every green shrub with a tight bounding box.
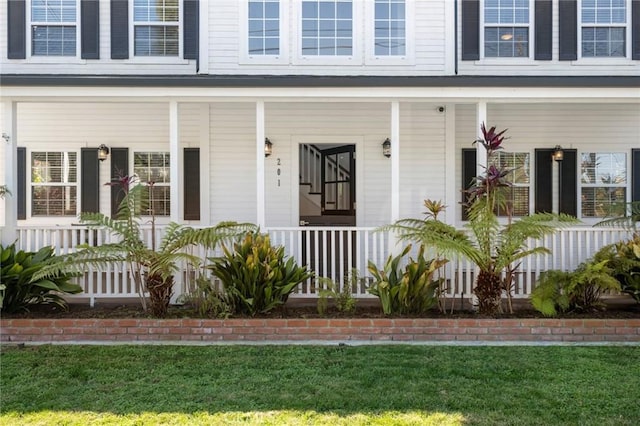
[367,244,447,315]
[178,275,235,319]
[531,260,621,317]
[593,234,640,304]
[1,244,82,313]
[316,270,359,315]
[209,232,313,316]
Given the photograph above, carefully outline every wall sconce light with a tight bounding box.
[264,138,273,157]
[382,138,391,158]
[98,144,110,162]
[552,145,564,162]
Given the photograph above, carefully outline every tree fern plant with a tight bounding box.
[382,124,579,315]
[34,175,255,317]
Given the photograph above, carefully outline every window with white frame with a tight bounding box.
[581,0,627,57]
[483,0,530,58]
[133,0,179,56]
[489,151,530,216]
[133,152,171,216]
[301,0,353,56]
[580,152,627,218]
[374,0,405,56]
[31,0,77,56]
[31,151,78,216]
[248,0,280,55]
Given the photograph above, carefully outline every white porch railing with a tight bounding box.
[13,225,634,306]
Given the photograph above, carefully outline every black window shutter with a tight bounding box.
[81,149,100,213]
[111,0,129,59]
[633,0,640,60]
[461,0,480,60]
[8,0,26,59]
[559,149,577,216]
[534,0,552,60]
[535,149,554,213]
[110,148,129,217]
[632,149,640,202]
[559,0,577,60]
[81,0,100,59]
[183,0,199,60]
[462,148,477,220]
[17,147,26,220]
[183,148,200,220]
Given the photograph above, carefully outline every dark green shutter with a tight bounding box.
[633,0,640,60]
[632,149,640,202]
[183,148,200,220]
[559,149,577,216]
[559,0,577,60]
[17,147,26,220]
[183,0,199,60]
[81,149,100,213]
[110,148,128,217]
[462,148,477,220]
[461,0,480,61]
[535,149,554,213]
[111,0,129,59]
[535,0,552,60]
[8,0,26,59]
[81,0,100,59]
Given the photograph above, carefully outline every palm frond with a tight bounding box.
[596,201,640,230]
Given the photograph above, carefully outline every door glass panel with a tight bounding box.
[324,182,336,210]
[325,154,337,181]
[337,182,350,210]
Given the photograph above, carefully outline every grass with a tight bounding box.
[1,345,639,425]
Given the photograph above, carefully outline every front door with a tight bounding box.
[299,144,355,226]
[299,143,356,284]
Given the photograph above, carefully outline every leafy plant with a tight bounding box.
[177,275,234,318]
[382,124,579,315]
[209,232,313,316]
[367,244,446,315]
[531,260,621,316]
[316,269,359,315]
[1,243,82,313]
[34,175,253,318]
[592,234,640,303]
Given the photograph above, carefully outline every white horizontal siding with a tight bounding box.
[0,103,5,227]
[209,103,257,224]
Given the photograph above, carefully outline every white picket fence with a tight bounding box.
[13,225,634,306]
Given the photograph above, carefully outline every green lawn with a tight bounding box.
[1,345,639,425]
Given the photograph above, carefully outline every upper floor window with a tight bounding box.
[374,0,405,56]
[483,0,530,58]
[490,151,530,216]
[133,0,179,56]
[134,152,171,216]
[580,152,627,218]
[301,0,353,56]
[31,151,78,216]
[249,0,280,55]
[31,0,77,56]
[581,0,627,57]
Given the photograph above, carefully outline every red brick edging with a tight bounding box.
[2,318,639,343]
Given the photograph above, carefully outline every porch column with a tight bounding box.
[475,101,488,177]
[169,100,181,223]
[1,100,18,246]
[256,101,266,228]
[391,101,400,223]
[444,104,457,225]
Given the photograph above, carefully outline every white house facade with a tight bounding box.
[1,0,639,302]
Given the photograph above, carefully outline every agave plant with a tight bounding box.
[35,175,255,317]
[383,124,579,315]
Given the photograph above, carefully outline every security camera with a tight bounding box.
[437,106,445,113]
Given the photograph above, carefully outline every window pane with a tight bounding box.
[135,26,179,56]
[581,187,626,218]
[248,0,280,55]
[302,0,352,56]
[32,186,77,216]
[374,0,405,57]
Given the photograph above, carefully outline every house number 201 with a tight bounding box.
[277,158,281,187]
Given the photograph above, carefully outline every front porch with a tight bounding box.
[11,224,634,307]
